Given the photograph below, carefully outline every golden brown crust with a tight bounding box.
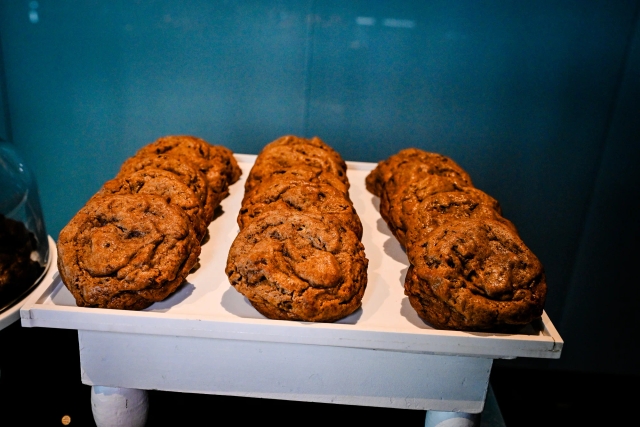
[246,142,348,194]
[57,194,201,310]
[95,168,208,240]
[238,180,363,239]
[118,154,214,223]
[134,135,242,186]
[226,212,367,322]
[228,135,367,322]
[405,220,546,331]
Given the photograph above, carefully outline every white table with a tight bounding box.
[20,155,563,427]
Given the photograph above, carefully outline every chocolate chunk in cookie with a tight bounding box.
[380,176,461,246]
[404,189,515,264]
[262,135,346,172]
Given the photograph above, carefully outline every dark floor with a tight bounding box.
[1,322,637,426]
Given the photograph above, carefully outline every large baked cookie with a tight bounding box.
[133,135,242,186]
[95,168,208,240]
[226,211,368,322]
[379,176,461,246]
[246,143,348,194]
[238,180,363,239]
[118,154,213,223]
[129,135,241,215]
[365,148,472,198]
[406,219,546,331]
[262,135,346,172]
[57,194,201,310]
[404,189,515,264]
[243,165,349,200]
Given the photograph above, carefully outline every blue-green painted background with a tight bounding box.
[1,1,639,375]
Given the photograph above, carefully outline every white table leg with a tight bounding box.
[91,386,149,427]
[425,410,479,427]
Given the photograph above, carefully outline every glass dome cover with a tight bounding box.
[0,141,50,313]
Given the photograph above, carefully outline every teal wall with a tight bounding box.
[1,1,639,374]
[557,13,640,375]
[0,22,8,143]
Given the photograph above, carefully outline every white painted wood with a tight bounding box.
[79,330,491,413]
[0,235,54,331]
[425,411,480,427]
[20,156,563,360]
[91,386,148,427]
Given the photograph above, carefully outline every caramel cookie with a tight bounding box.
[57,194,201,310]
[226,211,368,322]
[238,181,363,239]
[95,168,208,240]
[406,219,546,331]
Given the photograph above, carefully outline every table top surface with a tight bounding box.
[20,154,563,359]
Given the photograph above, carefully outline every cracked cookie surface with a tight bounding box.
[243,165,349,201]
[406,219,546,331]
[262,135,346,173]
[134,135,242,186]
[118,153,214,223]
[96,168,208,240]
[129,135,242,216]
[365,148,472,197]
[226,211,367,322]
[238,180,363,239]
[404,188,515,264]
[57,194,200,310]
[246,143,348,195]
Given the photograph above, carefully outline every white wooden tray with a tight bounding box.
[20,154,563,360]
